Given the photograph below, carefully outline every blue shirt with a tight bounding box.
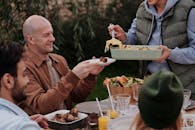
[0,98,41,130]
[125,0,195,73]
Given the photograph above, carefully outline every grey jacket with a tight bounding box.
[126,0,195,99]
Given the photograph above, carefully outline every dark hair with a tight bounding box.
[0,40,24,78]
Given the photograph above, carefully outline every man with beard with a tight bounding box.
[0,41,48,130]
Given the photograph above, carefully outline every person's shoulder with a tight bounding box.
[179,0,195,6]
[0,110,40,130]
[0,108,13,119]
[15,117,40,130]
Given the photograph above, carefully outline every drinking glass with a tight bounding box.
[132,85,141,103]
[98,111,110,130]
[115,94,130,116]
[183,89,191,109]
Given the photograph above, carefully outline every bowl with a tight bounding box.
[45,110,88,130]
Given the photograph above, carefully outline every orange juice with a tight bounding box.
[98,116,109,130]
[110,110,118,119]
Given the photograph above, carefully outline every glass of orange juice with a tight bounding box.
[107,110,118,119]
[98,116,109,130]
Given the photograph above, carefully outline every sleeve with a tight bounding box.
[71,74,97,103]
[124,18,137,45]
[20,121,41,130]
[168,8,195,64]
[24,62,80,115]
[3,116,41,130]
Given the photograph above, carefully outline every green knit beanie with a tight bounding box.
[138,70,183,129]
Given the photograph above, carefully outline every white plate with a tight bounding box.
[184,100,195,110]
[45,110,88,124]
[107,116,133,130]
[75,100,112,114]
[87,57,116,66]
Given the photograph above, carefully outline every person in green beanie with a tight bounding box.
[130,70,184,130]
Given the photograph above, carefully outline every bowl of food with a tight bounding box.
[45,108,88,130]
[103,75,143,104]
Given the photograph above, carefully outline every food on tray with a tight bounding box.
[116,45,161,50]
[51,108,79,123]
[105,38,123,53]
[99,56,107,63]
[70,107,79,117]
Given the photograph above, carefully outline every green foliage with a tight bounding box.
[0,0,143,100]
[0,0,49,41]
[0,0,142,67]
[105,0,142,30]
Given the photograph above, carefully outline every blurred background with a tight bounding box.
[0,0,142,100]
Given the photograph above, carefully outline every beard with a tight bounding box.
[11,79,27,103]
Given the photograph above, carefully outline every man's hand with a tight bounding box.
[72,61,96,79]
[30,114,49,129]
[89,65,104,75]
[155,45,171,63]
[72,58,105,79]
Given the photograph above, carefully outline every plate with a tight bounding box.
[182,114,195,130]
[185,100,195,110]
[107,116,133,130]
[45,110,88,130]
[110,45,162,60]
[87,57,116,66]
[75,100,112,114]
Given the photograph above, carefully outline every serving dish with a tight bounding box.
[45,110,88,130]
[110,45,162,60]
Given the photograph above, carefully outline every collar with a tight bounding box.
[0,98,29,117]
[24,44,60,67]
[144,0,179,17]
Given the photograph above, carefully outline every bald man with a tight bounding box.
[21,15,104,115]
